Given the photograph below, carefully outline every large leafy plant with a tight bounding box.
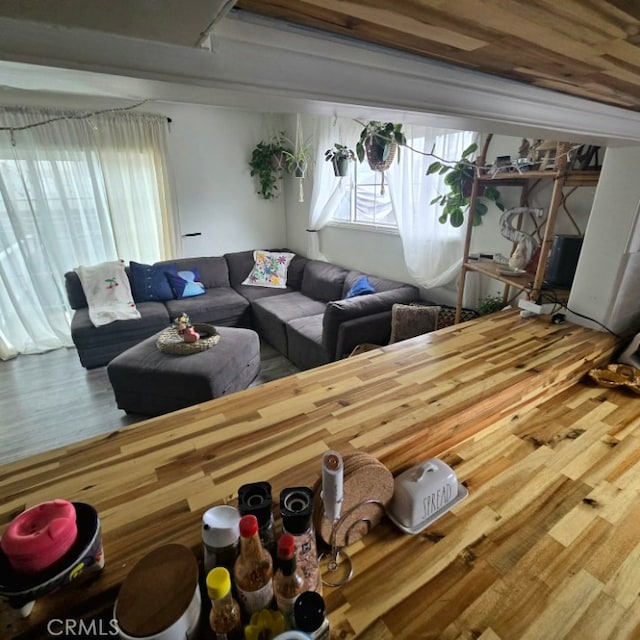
[427,143,504,227]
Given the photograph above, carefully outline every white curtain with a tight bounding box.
[0,106,179,359]
[307,118,361,259]
[387,126,477,290]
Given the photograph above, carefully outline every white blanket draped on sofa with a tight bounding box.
[75,261,141,327]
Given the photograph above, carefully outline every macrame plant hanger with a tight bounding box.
[294,114,306,203]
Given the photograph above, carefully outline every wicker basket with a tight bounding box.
[365,139,397,172]
[156,323,220,355]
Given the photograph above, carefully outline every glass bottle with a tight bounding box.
[206,567,243,640]
[293,591,330,640]
[280,487,321,593]
[233,514,274,617]
[273,533,305,628]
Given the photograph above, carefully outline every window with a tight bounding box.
[0,107,177,358]
[331,161,397,229]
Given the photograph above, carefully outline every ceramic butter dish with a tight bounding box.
[387,458,468,534]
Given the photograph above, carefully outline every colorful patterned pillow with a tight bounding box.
[242,250,295,288]
[166,269,206,299]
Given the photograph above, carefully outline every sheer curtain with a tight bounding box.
[307,118,360,259]
[387,126,477,291]
[0,107,179,359]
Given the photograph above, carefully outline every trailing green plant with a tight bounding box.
[248,133,290,199]
[477,293,506,315]
[427,142,504,227]
[355,121,406,165]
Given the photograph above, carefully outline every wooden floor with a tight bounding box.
[2,310,627,640]
[0,341,299,465]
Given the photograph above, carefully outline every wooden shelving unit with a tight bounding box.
[454,145,600,323]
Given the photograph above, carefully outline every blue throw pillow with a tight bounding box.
[167,269,206,299]
[346,276,376,298]
[130,261,178,302]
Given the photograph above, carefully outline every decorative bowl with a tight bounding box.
[588,364,640,393]
[0,502,104,616]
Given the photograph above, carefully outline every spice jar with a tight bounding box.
[238,481,277,559]
[202,505,240,575]
[280,487,321,594]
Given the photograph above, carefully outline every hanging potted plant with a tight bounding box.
[284,144,312,178]
[284,115,313,202]
[324,143,355,177]
[248,133,291,200]
[355,121,406,171]
[427,142,504,227]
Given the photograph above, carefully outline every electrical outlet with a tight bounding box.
[518,299,556,315]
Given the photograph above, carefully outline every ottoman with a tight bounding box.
[107,326,260,416]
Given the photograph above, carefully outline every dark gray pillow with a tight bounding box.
[301,260,348,301]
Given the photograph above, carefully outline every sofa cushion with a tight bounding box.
[251,292,326,355]
[164,287,249,326]
[129,261,178,302]
[70,301,170,368]
[286,314,331,370]
[156,257,230,289]
[301,260,349,301]
[233,283,298,303]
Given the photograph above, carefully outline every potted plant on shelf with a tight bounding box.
[356,121,406,171]
[427,142,504,228]
[324,143,355,177]
[248,132,291,200]
[477,293,506,315]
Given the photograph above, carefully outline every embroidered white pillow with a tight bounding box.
[242,250,295,288]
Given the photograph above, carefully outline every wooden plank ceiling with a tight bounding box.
[234,0,640,112]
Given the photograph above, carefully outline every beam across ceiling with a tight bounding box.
[0,13,640,145]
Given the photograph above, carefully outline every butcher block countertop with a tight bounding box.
[2,309,634,639]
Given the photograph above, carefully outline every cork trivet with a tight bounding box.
[115,543,198,637]
[314,453,394,547]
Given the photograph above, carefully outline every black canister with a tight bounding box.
[238,481,276,559]
[293,591,330,639]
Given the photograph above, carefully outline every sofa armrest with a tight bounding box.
[322,286,418,357]
[334,311,393,359]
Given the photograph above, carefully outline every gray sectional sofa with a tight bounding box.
[64,249,419,371]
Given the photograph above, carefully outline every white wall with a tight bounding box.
[570,145,640,334]
[162,104,287,257]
